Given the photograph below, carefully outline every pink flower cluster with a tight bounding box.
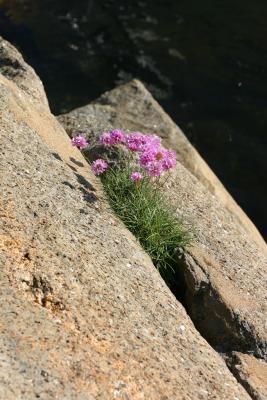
[139,147,177,177]
[71,129,177,178]
[124,131,177,177]
[126,132,161,152]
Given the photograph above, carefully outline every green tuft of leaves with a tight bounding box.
[101,166,192,289]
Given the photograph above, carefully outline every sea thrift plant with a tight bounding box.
[71,130,177,179]
[71,130,191,291]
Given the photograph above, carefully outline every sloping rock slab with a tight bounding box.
[0,45,250,399]
[58,82,267,361]
[166,166,267,360]
[87,79,265,251]
[227,353,267,400]
[0,36,48,108]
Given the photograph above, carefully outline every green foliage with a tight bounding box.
[101,165,192,289]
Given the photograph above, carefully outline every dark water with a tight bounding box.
[1,0,266,239]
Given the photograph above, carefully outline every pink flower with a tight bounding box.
[126,132,162,153]
[143,134,161,151]
[140,147,177,174]
[71,135,89,150]
[99,129,125,146]
[161,150,177,171]
[126,132,148,151]
[130,172,144,181]
[91,159,109,175]
[145,161,163,177]
[139,148,157,166]
[99,132,113,146]
[110,129,126,144]
[155,148,167,160]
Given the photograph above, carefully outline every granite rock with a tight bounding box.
[0,36,48,108]
[0,37,251,400]
[165,167,267,360]
[59,82,267,361]
[58,79,267,398]
[227,353,267,400]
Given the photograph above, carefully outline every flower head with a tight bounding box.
[139,148,157,166]
[161,150,177,171]
[99,129,125,146]
[110,129,126,144]
[145,161,163,177]
[99,132,113,146]
[143,134,161,151]
[91,159,109,175]
[130,172,144,181]
[140,145,177,175]
[71,135,89,150]
[126,132,162,153]
[126,132,148,151]
[155,149,166,160]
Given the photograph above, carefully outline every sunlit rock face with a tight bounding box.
[59,78,267,399]
[0,37,252,400]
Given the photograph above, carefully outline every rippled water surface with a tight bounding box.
[0,0,266,238]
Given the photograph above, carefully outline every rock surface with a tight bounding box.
[59,76,267,398]
[0,36,49,108]
[0,37,251,399]
[59,82,267,361]
[166,166,267,360]
[227,353,267,400]
[58,79,266,252]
